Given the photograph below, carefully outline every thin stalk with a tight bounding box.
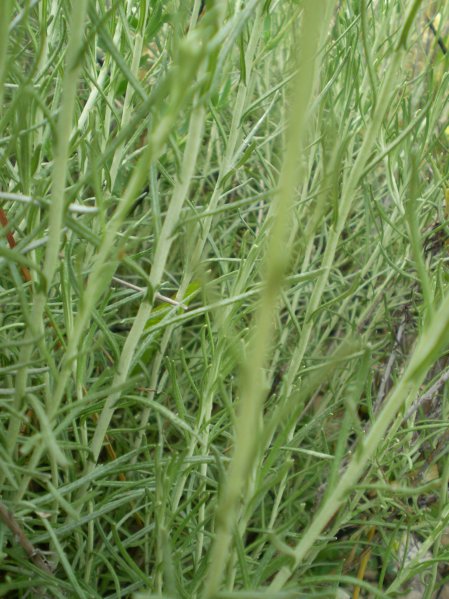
[360,0,377,108]
[110,32,144,188]
[3,0,89,478]
[89,100,207,464]
[201,2,333,597]
[133,3,264,463]
[43,0,89,289]
[0,0,13,110]
[404,153,434,322]
[13,41,209,501]
[281,33,405,401]
[270,290,449,589]
[77,18,123,132]
[421,454,449,599]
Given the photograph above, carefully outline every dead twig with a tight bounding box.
[374,322,405,414]
[111,275,188,310]
[403,365,449,421]
[0,501,53,575]
[428,19,448,55]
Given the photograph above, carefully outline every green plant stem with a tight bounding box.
[43,0,89,288]
[360,0,377,108]
[270,290,449,590]
[3,0,89,480]
[132,3,264,467]
[110,31,144,188]
[277,16,409,415]
[12,13,221,501]
[201,2,332,597]
[89,103,206,465]
[404,154,434,322]
[268,3,428,587]
[0,0,13,110]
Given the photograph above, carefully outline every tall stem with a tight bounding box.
[201,2,333,596]
[4,0,89,479]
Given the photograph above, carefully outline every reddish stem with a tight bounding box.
[0,207,32,282]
